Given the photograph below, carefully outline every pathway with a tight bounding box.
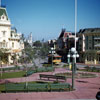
[0,68,100,100]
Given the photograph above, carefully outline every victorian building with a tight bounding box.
[56,28,76,62]
[0,6,24,64]
[78,28,100,64]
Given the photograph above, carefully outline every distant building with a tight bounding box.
[27,33,33,47]
[48,39,57,49]
[56,28,77,62]
[57,29,76,50]
[78,28,100,64]
[0,6,24,64]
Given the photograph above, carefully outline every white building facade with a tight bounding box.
[0,6,24,64]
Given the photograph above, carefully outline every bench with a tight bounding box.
[39,74,66,81]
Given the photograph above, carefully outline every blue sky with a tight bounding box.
[2,0,100,41]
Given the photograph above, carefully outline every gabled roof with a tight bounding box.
[78,28,100,34]
[0,7,8,20]
[59,28,66,38]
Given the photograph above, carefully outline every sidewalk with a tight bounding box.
[0,68,100,100]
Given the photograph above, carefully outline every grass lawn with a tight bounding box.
[0,71,26,79]
[0,84,5,93]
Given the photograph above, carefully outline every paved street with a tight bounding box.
[0,68,100,100]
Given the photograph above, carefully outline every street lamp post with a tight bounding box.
[67,47,79,90]
[49,47,55,69]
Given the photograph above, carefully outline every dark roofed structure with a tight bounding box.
[58,28,66,38]
[0,6,8,20]
[78,28,100,34]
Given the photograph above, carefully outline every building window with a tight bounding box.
[85,36,88,50]
[2,31,6,37]
[87,56,88,61]
[11,33,13,37]
[2,40,6,47]
[12,42,14,48]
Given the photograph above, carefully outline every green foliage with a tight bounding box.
[0,48,8,63]
[1,82,71,92]
[43,64,51,67]
[20,40,49,67]
[0,71,26,79]
[0,84,5,93]
[19,45,36,64]
[33,40,42,47]
[56,72,97,78]
[53,81,59,84]
[37,42,50,59]
[82,66,100,72]
[35,67,54,72]
[62,64,69,68]
[26,67,54,76]
[1,66,21,72]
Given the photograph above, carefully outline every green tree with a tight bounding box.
[19,41,36,64]
[0,49,8,64]
[33,40,42,47]
[37,42,49,59]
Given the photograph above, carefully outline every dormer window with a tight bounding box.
[1,13,7,21]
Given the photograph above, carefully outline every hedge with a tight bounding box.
[5,83,71,92]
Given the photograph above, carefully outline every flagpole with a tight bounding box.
[75,0,77,64]
[75,0,77,51]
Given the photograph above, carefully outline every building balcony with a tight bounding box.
[9,36,20,40]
